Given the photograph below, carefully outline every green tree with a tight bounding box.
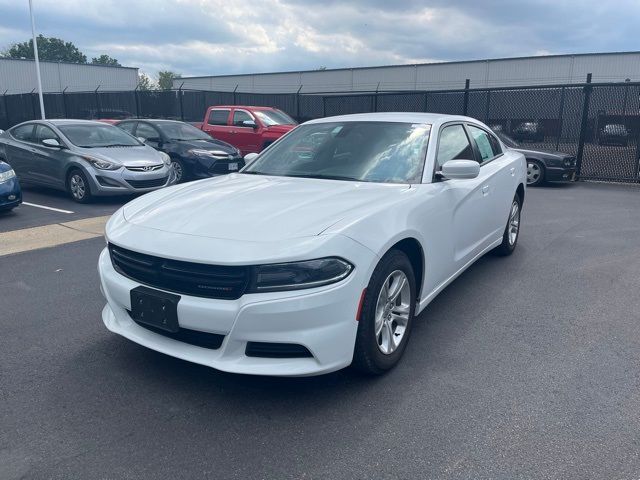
[4,35,87,63]
[137,73,156,91]
[91,54,120,66]
[158,70,181,91]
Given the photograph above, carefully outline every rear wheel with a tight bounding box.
[352,250,416,375]
[67,169,92,203]
[494,194,522,256]
[526,160,544,186]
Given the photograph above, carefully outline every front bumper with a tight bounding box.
[86,165,176,196]
[0,178,22,210]
[98,244,374,376]
[545,166,576,183]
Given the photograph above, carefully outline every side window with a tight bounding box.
[207,109,230,126]
[233,110,253,127]
[135,123,161,141]
[436,124,474,169]
[34,125,60,145]
[11,124,35,142]
[489,133,502,155]
[468,125,499,162]
[118,122,136,134]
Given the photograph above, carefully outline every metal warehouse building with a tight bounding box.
[0,58,139,94]
[175,51,640,93]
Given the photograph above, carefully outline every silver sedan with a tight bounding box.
[0,119,176,203]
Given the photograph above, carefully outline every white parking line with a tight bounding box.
[22,202,75,214]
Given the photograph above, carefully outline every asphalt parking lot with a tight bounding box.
[2,182,640,479]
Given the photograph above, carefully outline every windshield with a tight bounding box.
[59,124,141,148]
[253,109,297,126]
[156,122,212,141]
[495,131,519,148]
[244,121,430,184]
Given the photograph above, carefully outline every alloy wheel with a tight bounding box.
[374,270,411,355]
[70,174,86,200]
[526,162,542,185]
[171,160,183,182]
[508,201,520,246]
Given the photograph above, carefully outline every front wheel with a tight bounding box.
[67,169,92,203]
[526,160,544,186]
[352,250,416,375]
[494,194,522,256]
[170,159,186,183]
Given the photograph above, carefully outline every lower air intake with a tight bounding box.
[245,342,313,359]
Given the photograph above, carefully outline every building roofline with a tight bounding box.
[178,51,640,80]
[0,57,138,70]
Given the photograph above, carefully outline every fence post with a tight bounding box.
[2,90,9,128]
[462,79,470,115]
[94,86,101,119]
[295,85,303,121]
[30,89,37,119]
[322,96,326,117]
[555,86,566,151]
[134,85,140,118]
[575,73,593,177]
[61,86,68,118]
[423,92,428,112]
[484,90,491,122]
[178,83,185,121]
[232,84,238,105]
[373,82,380,112]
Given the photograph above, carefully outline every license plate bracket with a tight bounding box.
[130,286,180,333]
[228,162,238,171]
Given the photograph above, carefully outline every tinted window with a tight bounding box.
[253,109,297,126]
[156,122,212,141]
[11,124,35,142]
[233,110,253,127]
[34,125,59,144]
[245,121,430,184]
[136,123,161,141]
[436,124,474,169]
[207,109,230,126]
[118,122,136,134]
[468,125,500,162]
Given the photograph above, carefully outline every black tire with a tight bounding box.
[352,250,416,375]
[67,169,93,203]
[171,158,186,183]
[526,159,545,187]
[494,193,522,256]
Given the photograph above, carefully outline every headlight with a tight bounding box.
[159,152,171,166]
[188,149,230,158]
[563,157,575,167]
[82,155,120,171]
[0,168,16,183]
[247,257,353,293]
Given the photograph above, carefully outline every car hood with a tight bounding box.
[513,147,568,160]
[122,173,411,242]
[263,124,297,134]
[176,138,238,153]
[77,145,163,166]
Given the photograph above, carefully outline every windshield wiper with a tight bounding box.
[285,173,361,181]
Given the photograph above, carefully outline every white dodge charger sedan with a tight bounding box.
[98,113,526,376]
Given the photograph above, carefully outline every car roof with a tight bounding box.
[208,105,280,111]
[304,112,480,126]
[46,119,113,126]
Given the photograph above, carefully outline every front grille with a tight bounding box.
[130,314,225,349]
[126,177,168,189]
[209,158,244,174]
[126,164,163,172]
[109,244,250,299]
[245,342,313,358]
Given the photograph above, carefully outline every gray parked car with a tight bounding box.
[0,120,176,203]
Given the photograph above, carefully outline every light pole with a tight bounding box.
[29,0,45,119]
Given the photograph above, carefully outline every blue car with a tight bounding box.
[0,159,22,212]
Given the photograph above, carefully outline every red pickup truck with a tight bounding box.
[197,106,298,156]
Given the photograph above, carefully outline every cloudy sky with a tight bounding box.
[0,0,638,79]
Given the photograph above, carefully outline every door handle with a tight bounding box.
[510,167,516,176]
[482,185,490,196]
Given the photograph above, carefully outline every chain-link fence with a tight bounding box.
[2,78,639,183]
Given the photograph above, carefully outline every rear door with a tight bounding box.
[5,123,36,180]
[466,124,515,240]
[31,124,66,187]
[231,109,261,155]
[203,109,233,144]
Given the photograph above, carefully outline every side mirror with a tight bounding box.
[244,152,259,165]
[439,160,480,180]
[42,138,62,148]
[242,120,257,129]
